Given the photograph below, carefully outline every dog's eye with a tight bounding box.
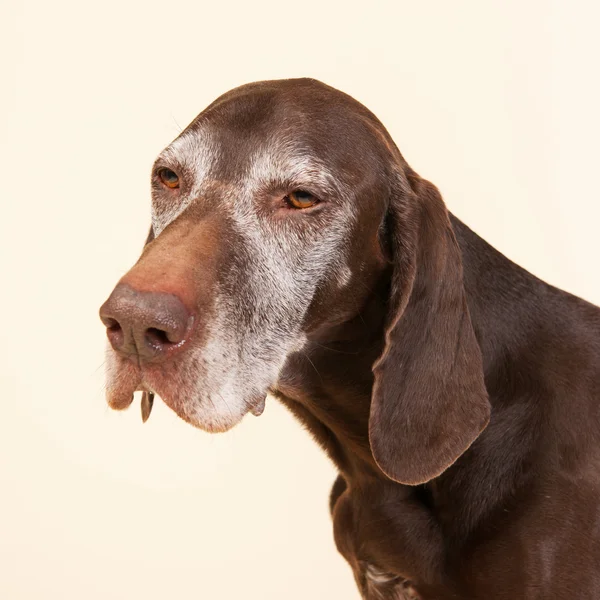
[286,190,319,209]
[158,168,180,189]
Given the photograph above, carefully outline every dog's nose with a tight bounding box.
[99,283,193,362]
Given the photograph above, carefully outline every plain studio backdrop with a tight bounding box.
[1,1,599,598]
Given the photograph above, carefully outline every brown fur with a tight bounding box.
[100,79,600,599]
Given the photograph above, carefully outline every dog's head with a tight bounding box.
[100,78,489,484]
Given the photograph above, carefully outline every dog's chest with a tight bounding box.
[363,565,422,599]
[331,484,446,599]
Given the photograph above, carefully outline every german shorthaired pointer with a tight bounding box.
[99,79,600,599]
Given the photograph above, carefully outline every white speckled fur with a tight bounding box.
[151,128,218,236]
[129,126,357,432]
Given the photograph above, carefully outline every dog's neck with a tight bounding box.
[274,215,570,544]
[274,270,389,475]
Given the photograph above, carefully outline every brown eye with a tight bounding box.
[158,168,180,189]
[286,190,319,209]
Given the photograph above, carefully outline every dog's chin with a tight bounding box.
[104,351,267,432]
[163,395,251,434]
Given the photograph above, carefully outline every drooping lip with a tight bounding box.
[105,351,269,427]
[249,395,266,416]
[106,387,137,410]
[105,362,166,424]
[105,360,141,410]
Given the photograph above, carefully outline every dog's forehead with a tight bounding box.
[157,79,388,191]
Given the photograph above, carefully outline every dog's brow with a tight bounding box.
[156,129,218,174]
[246,149,342,197]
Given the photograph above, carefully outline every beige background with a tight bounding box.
[1,1,599,598]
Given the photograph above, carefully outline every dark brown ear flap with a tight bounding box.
[369,170,490,485]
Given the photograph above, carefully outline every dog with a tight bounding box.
[99,78,600,599]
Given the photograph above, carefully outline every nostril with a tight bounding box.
[104,318,122,333]
[103,317,124,348]
[145,327,172,348]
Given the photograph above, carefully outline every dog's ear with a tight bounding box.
[369,169,490,485]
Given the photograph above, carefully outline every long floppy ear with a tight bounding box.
[369,168,490,485]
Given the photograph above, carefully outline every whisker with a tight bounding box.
[171,114,183,133]
[92,360,106,376]
[312,341,359,356]
[302,351,325,385]
[216,389,236,424]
